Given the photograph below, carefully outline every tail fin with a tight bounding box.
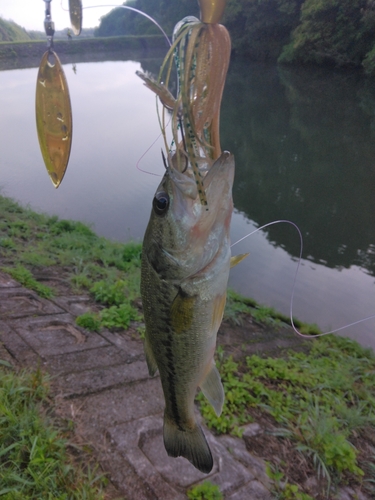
[163,416,213,474]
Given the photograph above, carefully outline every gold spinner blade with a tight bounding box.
[35,50,72,188]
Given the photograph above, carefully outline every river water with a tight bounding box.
[0,52,374,349]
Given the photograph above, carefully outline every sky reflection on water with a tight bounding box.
[0,57,374,349]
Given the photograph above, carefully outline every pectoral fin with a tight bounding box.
[199,363,224,417]
[144,337,158,376]
[230,253,249,268]
[170,287,196,334]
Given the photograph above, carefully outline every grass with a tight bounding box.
[224,289,321,335]
[187,481,223,500]
[0,195,142,332]
[3,265,54,298]
[198,336,375,497]
[0,364,107,499]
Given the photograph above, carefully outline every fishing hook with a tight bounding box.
[178,117,189,173]
[161,149,168,170]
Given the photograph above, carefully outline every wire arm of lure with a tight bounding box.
[161,149,168,170]
[178,117,188,173]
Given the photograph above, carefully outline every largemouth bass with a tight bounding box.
[140,151,234,473]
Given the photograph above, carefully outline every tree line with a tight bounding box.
[94,0,375,75]
[0,18,41,42]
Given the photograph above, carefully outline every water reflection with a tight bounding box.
[0,54,374,348]
[221,61,375,275]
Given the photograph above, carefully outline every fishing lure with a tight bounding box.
[137,0,231,207]
[35,0,81,188]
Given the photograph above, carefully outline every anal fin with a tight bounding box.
[199,363,224,417]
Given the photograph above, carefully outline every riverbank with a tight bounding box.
[0,35,167,70]
[0,194,374,499]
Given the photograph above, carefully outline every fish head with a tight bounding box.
[143,151,234,278]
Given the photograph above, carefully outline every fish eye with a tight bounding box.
[153,191,170,215]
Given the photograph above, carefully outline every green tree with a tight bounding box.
[0,17,32,41]
[279,0,375,67]
[223,0,304,60]
[94,0,198,37]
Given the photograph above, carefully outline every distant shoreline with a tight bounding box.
[0,35,168,70]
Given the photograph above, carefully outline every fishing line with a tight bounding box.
[231,220,375,339]
[59,1,174,175]
[59,1,171,45]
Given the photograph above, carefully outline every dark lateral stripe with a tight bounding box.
[161,335,183,431]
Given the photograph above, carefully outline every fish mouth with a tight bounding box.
[169,151,234,208]
[154,151,234,273]
[203,151,234,191]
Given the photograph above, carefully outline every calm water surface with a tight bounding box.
[0,55,374,349]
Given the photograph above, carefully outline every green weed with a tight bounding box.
[252,305,281,325]
[122,241,142,265]
[224,289,255,325]
[266,464,314,499]
[76,303,141,332]
[0,194,142,302]
[48,218,96,237]
[199,335,375,485]
[20,250,56,267]
[100,303,141,330]
[3,265,54,298]
[90,280,127,306]
[76,312,102,332]
[136,325,146,339]
[187,481,223,500]
[0,237,16,249]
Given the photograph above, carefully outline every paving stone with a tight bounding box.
[0,320,39,365]
[109,414,256,499]
[206,433,255,496]
[98,329,145,357]
[0,288,65,319]
[98,444,159,500]
[108,416,192,499]
[139,417,213,488]
[0,336,16,366]
[7,314,108,357]
[218,434,270,487]
[227,480,272,500]
[54,360,150,398]
[51,295,95,316]
[0,271,21,288]
[44,344,140,375]
[73,377,164,432]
